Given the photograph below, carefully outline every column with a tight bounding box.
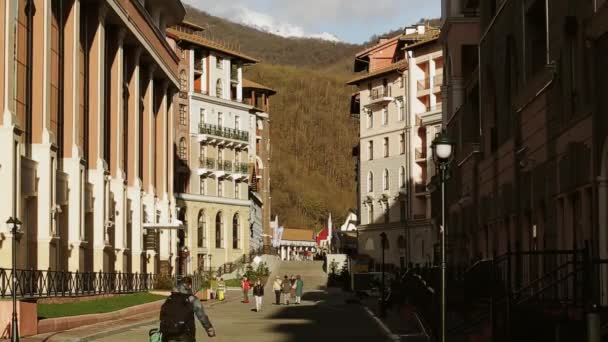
[61,0,86,272]
[142,66,155,195]
[188,49,194,93]
[128,47,144,273]
[109,28,127,272]
[598,177,608,305]
[28,0,56,270]
[155,81,168,200]
[88,4,108,272]
[236,64,243,102]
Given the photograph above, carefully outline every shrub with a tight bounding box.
[154,274,175,290]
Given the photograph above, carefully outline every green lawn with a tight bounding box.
[37,292,166,319]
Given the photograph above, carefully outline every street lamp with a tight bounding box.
[7,217,22,342]
[431,130,454,342]
[379,232,388,318]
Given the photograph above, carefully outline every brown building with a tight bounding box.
[440,0,608,336]
[0,0,185,275]
[243,79,276,250]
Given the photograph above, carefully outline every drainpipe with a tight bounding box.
[545,0,550,65]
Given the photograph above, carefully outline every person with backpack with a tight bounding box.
[252,279,264,312]
[241,276,251,303]
[159,276,215,342]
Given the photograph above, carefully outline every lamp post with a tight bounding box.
[7,217,22,342]
[379,232,388,318]
[431,130,454,342]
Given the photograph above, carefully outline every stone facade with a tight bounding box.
[0,0,185,275]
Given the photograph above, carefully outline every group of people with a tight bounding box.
[240,276,266,312]
[287,250,313,261]
[154,274,305,341]
[272,275,304,305]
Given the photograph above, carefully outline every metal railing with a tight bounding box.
[370,86,391,100]
[199,123,249,142]
[199,158,250,174]
[0,269,158,298]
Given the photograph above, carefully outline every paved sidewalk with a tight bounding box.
[24,261,389,342]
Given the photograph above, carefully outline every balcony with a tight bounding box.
[198,123,250,146]
[433,74,443,90]
[415,147,427,163]
[414,182,428,196]
[194,59,203,73]
[197,158,250,181]
[417,77,430,91]
[366,86,393,106]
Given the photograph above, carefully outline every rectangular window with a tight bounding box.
[368,141,374,160]
[383,137,389,158]
[382,107,388,125]
[397,99,404,121]
[525,0,547,78]
[400,133,405,154]
[217,112,223,127]
[218,179,223,197]
[216,57,223,69]
[199,108,205,126]
[367,110,373,129]
[234,181,239,199]
[199,144,206,161]
[179,105,187,126]
[235,115,240,130]
[200,177,206,195]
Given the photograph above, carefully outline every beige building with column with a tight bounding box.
[348,25,443,269]
[168,23,261,273]
[0,0,185,275]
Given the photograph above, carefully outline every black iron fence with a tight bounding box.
[0,268,159,299]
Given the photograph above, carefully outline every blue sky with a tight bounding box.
[182,0,441,44]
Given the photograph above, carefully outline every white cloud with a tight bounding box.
[183,0,440,43]
[184,1,341,42]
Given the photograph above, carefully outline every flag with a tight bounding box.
[327,213,333,248]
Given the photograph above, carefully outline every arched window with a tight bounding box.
[178,138,187,161]
[216,79,223,98]
[180,70,187,92]
[399,166,406,188]
[232,214,240,249]
[198,210,206,248]
[367,171,374,193]
[383,169,389,190]
[215,212,223,248]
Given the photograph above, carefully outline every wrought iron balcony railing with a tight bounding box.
[199,123,249,142]
[370,86,391,100]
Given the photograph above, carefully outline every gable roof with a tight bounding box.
[167,26,259,63]
[346,59,408,85]
[242,79,277,95]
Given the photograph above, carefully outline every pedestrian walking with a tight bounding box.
[272,276,282,305]
[289,275,296,302]
[217,278,226,301]
[241,276,251,303]
[295,275,304,304]
[156,276,216,342]
[253,279,264,312]
[281,275,291,305]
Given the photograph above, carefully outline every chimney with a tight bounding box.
[417,25,426,34]
[405,27,416,35]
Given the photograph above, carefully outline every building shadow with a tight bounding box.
[262,290,390,342]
